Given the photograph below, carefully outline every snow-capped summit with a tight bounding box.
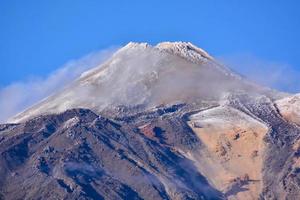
[119,41,213,63]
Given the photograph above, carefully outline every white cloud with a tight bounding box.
[217,53,300,93]
[0,46,118,123]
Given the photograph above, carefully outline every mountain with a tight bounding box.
[1,42,300,200]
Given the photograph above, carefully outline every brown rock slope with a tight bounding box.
[187,106,268,199]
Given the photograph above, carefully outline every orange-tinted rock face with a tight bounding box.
[139,124,166,144]
[187,106,268,200]
[139,124,156,138]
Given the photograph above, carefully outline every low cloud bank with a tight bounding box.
[218,53,300,93]
[0,47,118,123]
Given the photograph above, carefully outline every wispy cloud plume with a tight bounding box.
[218,53,300,93]
[0,47,118,123]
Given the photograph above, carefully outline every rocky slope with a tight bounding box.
[1,42,300,200]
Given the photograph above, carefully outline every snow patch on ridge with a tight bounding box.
[156,41,213,62]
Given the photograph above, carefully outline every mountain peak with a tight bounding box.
[120,41,213,64]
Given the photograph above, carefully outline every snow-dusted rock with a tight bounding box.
[276,93,300,126]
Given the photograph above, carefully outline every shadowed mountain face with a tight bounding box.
[0,107,223,200]
[1,42,300,200]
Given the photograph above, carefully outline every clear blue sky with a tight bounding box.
[1,0,300,87]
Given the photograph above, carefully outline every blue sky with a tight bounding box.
[0,0,300,90]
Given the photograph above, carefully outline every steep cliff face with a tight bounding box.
[1,42,299,200]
